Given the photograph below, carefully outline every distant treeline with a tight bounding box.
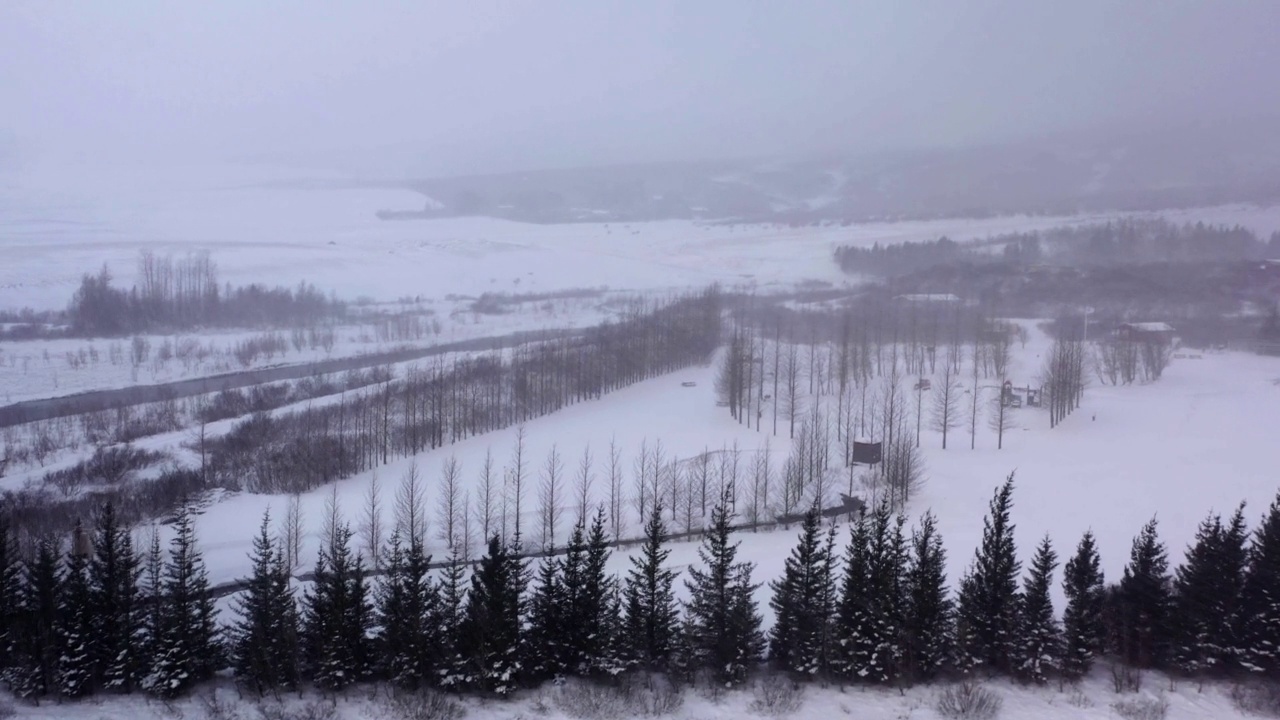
[4,288,723,540]
[62,251,344,337]
[834,219,1280,278]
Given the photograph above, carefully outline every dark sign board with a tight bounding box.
[852,441,882,465]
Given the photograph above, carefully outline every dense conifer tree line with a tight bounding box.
[5,474,1280,704]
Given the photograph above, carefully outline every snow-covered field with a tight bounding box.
[7,161,1280,312]
[1,672,1252,720]
[5,162,1280,719]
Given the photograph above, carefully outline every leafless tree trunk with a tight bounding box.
[783,341,804,439]
[608,437,624,539]
[475,448,496,543]
[508,425,528,543]
[931,359,960,449]
[574,444,594,525]
[395,461,427,546]
[969,344,982,450]
[438,455,463,551]
[538,444,563,550]
[279,493,304,570]
[361,471,383,569]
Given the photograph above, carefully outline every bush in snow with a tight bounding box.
[936,680,1002,720]
[382,687,466,720]
[1229,680,1280,718]
[1111,695,1170,720]
[748,674,804,717]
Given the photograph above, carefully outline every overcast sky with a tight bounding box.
[3,1,1279,177]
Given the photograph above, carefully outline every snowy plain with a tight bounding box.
[4,162,1280,718]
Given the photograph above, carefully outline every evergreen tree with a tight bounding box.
[834,507,872,681]
[1014,536,1059,684]
[1060,530,1105,680]
[575,509,623,677]
[1117,517,1172,669]
[10,540,63,699]
[682,493,764,687]
[140,528,165,684]
[88,502,145,692]
[903,511,952,683]
[525,553,566,680]
[146,504,221,698]
[1172,504,1247,675]
[232,510,300,693]
[458,535,526,695]
[0,512,20,682]
[623,505,680,671]
[1242,493,1280,676]
[302,521,373,691]
[954,475,1021,675]
[769,507,837,679]
[375,528,441,688]
[437,545,469,689]
[57,530,95,698]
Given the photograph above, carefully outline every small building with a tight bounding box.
[1116,322,1177,346]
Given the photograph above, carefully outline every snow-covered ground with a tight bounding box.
[0,671,1254,720]
[6,161,1280,312]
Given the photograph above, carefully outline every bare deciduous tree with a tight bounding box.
[931,360,961,449]
[574,445,594,524]
[361,471,383,569]
[538,444,563,550]
[438,455,462,551]
[395,461,427,546]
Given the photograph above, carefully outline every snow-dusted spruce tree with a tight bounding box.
[1242,493,1280,676]
[768,507,837,679]
[954,474,1021,675]
[140,529,164,686]
[834,506,872,681]
[576,509,625,677]
[0,512,21,685]
[232,510,300,694]
[9,540,62,699]
[1117,517,1173,669]
[146,504,221,698]
[302,519,373,692]
[1171,504,1247,675]
[903,511,953,683]
[437,544,469,689]
[525,552,566,681]
[1014,536,1060,684]
[1060,530,1105,680]
[375,527,442,689]
[682,491,764,687]
[88,502,146,693]
[458,535,527,695]
[835,502,908,685]
[57,529,94,699]
[623,504,681,672]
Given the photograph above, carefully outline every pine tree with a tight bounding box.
[375,528,441,688]
[834,507,872,681]
[1117,517,1172,669]
[146,504,221,698]
[10,540,63,699]
[1061,530,1105,680]
[769,507,836,679]
[140,528,165,684]
[437,545,469,689]
[576,509,623,677]
[232,510,300,693]
[0,511,20,683]
[57,529,95,699]
[1014,536,1059,684]
[88,502,145,693]
[903,511,952,683]
[302,521,373,691]
[623,505,680,672]
[1242,493,1280,676]
[525,554,566,681]
[954,474,1021,675]
[865,505,908,685]
[458,535,527,695]
[1172,504,1247,675]
[682,493,764,687]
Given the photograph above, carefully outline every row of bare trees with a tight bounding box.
[1095,339,1173,385]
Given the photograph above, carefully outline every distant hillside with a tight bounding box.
[387,123,1280,224]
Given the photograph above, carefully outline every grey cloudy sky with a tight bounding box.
[3,1,1278,177]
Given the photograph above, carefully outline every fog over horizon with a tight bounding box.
[3,1,1280,179]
